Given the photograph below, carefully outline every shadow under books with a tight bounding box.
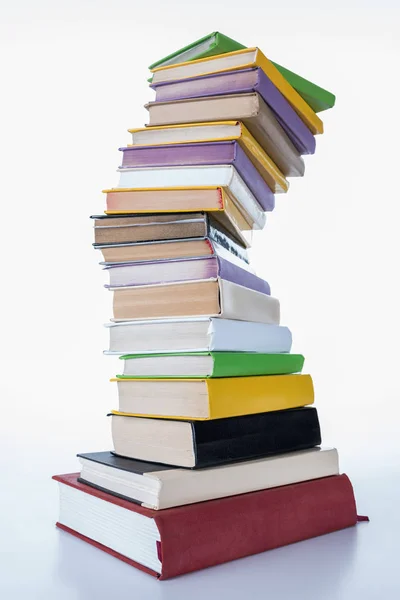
[54,525,360,599]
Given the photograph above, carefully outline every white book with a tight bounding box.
[116,165,266,230]
[104,317,292,355]
[77,448,339,510]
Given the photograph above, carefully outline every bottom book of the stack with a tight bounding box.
[53,448,366,580]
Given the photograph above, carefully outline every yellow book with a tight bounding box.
[151,48,323,135]
[110,374,314,421]
[127,121,289,194]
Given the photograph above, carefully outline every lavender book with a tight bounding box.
[119,141,274,212]
[103,255,271,295]
[151,68,316,155]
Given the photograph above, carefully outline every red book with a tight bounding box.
[53,473,363,580]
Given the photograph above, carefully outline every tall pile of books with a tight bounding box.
[53,32,367,580]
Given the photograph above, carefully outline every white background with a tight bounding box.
[1,1,400,597]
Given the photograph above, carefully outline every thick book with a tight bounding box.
[102,187,252,246]
[151,69,316,155]
[110,373,314,420]
[53,472,361,579]
[150,47,324,135]
[110,278,280,322]
[104,256,270,294]
[117,351,304,378]
[128,121,288,194]
[77,447,339,509]
[148,32,246,70]
[119,141,274,211]
[91,211,249,252]
[105,319,292,355]
[115,165,267,228]
[111,406,320,467]
[145,96,304,178]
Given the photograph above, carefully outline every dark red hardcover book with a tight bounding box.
[53,473,362,580]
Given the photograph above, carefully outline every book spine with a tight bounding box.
[206,216,249,263]
[155,474,357,579]
[193,406,320,468]
[256,69,316,155]
[217,256,270,295]
[233,144,274,211]
[120,142,236,169]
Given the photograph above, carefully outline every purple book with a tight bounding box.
[104,255,271,295]
[119,141,274,212]
[151,68,315,156]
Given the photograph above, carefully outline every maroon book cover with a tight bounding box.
[53,473,363,580]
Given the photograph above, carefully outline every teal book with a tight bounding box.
[148,32,246,70]
[116,352,305,379]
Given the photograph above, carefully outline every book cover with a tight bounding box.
[119,141,275,211]
[116,351,304,378]
[111,373,314,420]
[54,472,361,579]
[148,31,246,70]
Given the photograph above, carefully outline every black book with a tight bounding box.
[110,407,321,469]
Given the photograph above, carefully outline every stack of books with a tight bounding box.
[53,32,367,580]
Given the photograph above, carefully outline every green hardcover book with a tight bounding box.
[271,61,336,113]
[116,352,305,379]
[148,32,246,71]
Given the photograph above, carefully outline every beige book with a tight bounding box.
[111,278,280,323]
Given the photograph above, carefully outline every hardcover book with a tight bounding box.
[104,255,271,294]
[110,406,321,467]
[151,68,316,155]
[148,32,246,70]
[115,165,267,228]
[128,121,289,194]
[77,447,339,509]
[54,472,360,579]
[119,141,275,211]
[150,47,324,135]
[117,351,304,378]
[110,373,314,420]
[105,319,293,355]
[92,211,250,250]
[102,187,253,246]
[110,278,280,322]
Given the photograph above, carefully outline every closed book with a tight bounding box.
[151,68,316,155]
[77,447,339,509]
[117,352,304,378]
[145,96,304,178]
[92,211,249,253]
[115,165,267,229]
[98,238,251,268]
[104,256,270,294]
[150,47,324,135]
[128,121,288,194]
[148,32,246,70]
[111,406,320,467]
[102,187,252,246]
[105,319,292,355]
[53,472,361,579]
[119,141,274,211]
[110,373,314,421]
[110,278,280,323]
